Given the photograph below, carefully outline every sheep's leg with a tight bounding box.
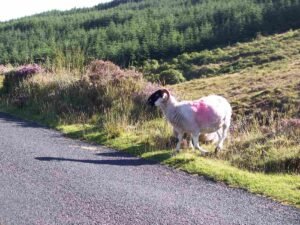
[215,130,223,153]
[172,128,178,137]
[189,138,194,149]
[215,124,229,153]
[192,133,208,154]
[185,133,194,150]
[175,132,184,153]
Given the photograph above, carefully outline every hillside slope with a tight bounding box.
[143,29,300,82]
[172,32,300,119]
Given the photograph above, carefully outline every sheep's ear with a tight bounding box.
[162,93,168,100]
[161,89,170,101]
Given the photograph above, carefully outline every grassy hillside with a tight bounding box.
[142,29,300,82]
[173,32,300,119]
[0,0,300,67]
[0,29,299,207]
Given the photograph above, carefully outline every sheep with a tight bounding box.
[147,89,232,154]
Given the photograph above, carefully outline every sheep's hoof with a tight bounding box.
[171,150,180,156]
[214,147,221,154]
[189,148,195,153]
[199,149,209,156]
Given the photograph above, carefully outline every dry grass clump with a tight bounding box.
[220,117,300,173]
[85,60,142,86]
[277,118,300,137]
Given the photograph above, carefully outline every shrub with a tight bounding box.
[3,64,42,93]
[131,81,162,120]
[85,60,142,86]
[185,65,217,79]
[80,60,144,115]
[142,59,160,72]
[141,59,161,82]
[132,81,161,104]
[144,73,160,83]
[159,69,185,84]
[14,60,156,126]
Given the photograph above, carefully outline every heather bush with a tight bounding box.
[85,60,142,86]
[80,62,163,131]
[80,60,146,119]
[3,64,42,94]
[132,81,161,105]
[131,81,162,120]
[13,60,158,129]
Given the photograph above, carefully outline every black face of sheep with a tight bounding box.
[147,89,170,106]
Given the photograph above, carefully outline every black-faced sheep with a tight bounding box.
[147,89,232,154]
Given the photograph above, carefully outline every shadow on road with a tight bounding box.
[0,112,50,129]
[35,156,156,166]
[95,151,134,158]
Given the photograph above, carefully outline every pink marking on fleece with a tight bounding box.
[190,100,218,126]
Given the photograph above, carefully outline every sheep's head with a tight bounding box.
[147,89,170,107]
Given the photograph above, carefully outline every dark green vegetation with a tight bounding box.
[0,0,300,68]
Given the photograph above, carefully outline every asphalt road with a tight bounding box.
[0,112,299,225]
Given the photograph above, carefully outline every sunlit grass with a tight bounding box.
[0,75,4,90]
